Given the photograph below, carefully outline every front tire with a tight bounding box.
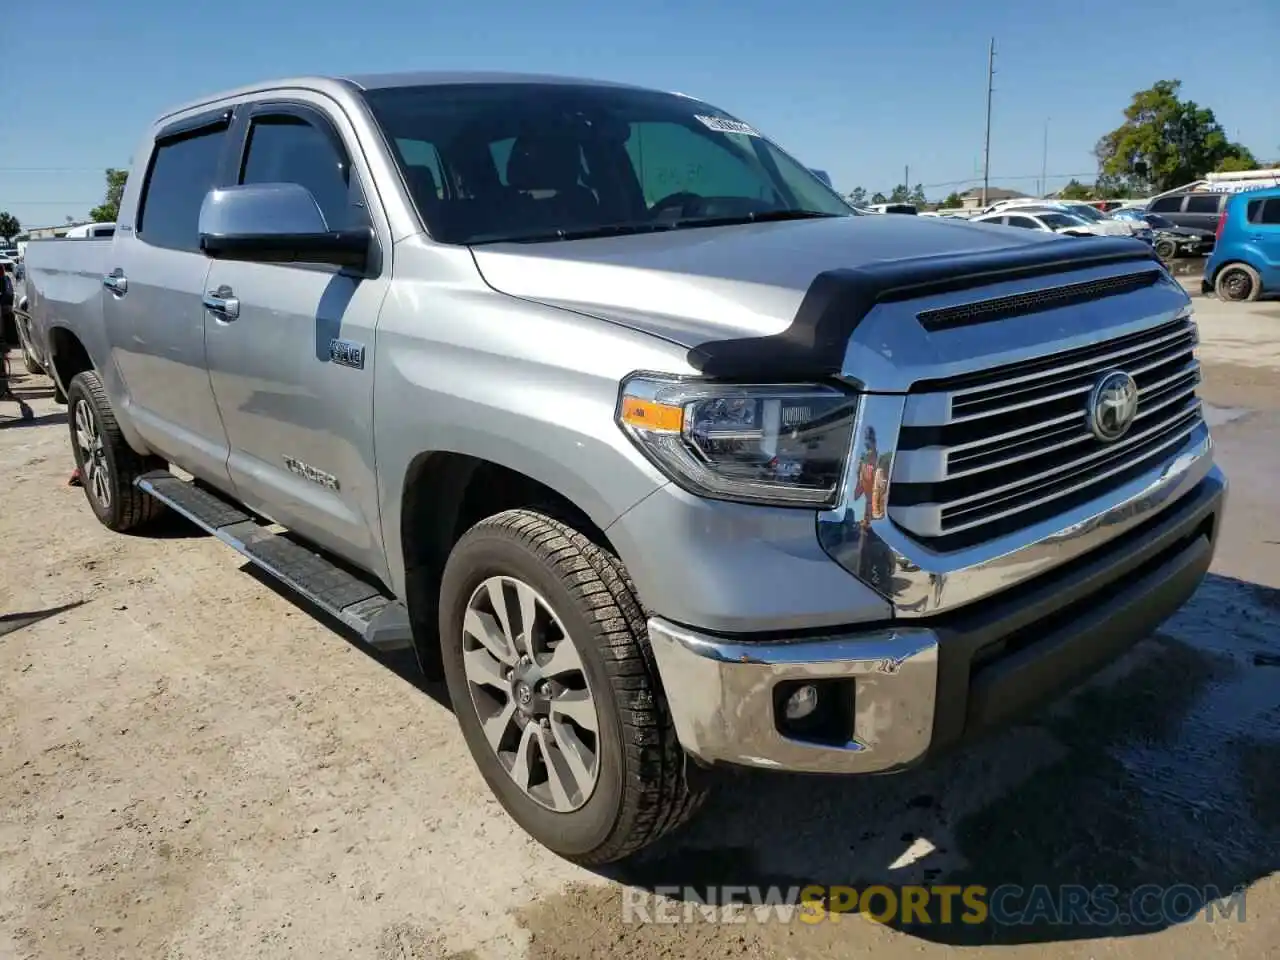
[1154,237,1178,260]
[66,370,166,532]
[439,509,708,864]
[1214,263,1262,302]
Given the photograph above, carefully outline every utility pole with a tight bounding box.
[1040,118,1049,197]
[982,37,995,208]
[905,165,909,197]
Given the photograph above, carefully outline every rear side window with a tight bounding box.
[1247,198,1280,225]
[1005,215,1038,229]
[1185,194,1221,214]
[137,126,226,251]
[240,115,357,231]
[1149,196,1182,213]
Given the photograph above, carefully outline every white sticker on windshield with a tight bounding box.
[695,115,760,137]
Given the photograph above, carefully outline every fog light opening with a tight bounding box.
[784,684,820,721]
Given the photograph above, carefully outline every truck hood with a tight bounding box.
[470,214,1068,348]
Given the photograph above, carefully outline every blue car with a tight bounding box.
[1202,186,1280,302]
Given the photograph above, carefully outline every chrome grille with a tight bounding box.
[889,315,1204,547]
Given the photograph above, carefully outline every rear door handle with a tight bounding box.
[102,271,128,294]
[203,289,240,321]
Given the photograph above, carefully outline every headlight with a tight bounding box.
[616,374,858,507]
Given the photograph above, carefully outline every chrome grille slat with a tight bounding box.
[936,413,1202,534]
[944,318,1194,401]
[891,316,1205,544]
[950,334,1195,422]
[943,366,1200,479]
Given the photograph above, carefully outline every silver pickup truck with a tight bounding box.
[24,72,1224,864]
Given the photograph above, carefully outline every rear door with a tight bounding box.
[202,97,392,577]
[1245,196,1280,283]
[103,110,234,486]
[1182,193,1224,231]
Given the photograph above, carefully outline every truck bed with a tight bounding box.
[22,237,112,372]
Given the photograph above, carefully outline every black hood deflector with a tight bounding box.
[685,236,1162,381]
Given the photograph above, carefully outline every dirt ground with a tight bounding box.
[2,290,1278,960]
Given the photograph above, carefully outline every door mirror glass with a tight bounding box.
[198,183,371,270]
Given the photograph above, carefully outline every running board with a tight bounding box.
[136,471,412,652]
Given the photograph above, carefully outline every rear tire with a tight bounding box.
[439,509,709,864]
[1214,263,1262,302]
[66,370,167,532]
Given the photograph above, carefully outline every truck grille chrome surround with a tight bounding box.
[818,280,1215,619]
[889,315,1203,548]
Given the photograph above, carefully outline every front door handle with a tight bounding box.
[203,288,240,321]
[103,270,128,294]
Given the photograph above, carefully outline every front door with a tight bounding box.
[103,113,234,487]
[202,99,391,579]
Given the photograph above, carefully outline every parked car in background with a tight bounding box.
[1112,209,1215,259]
[1145,192,1227,233]
[867,202,917,214]
[1053,203,1153,243]
[1202,186,1280,302]
[969,209,1098,236]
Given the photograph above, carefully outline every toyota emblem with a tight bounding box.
[1088,370,1139,443]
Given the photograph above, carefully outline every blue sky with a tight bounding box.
[4,0,1277,228]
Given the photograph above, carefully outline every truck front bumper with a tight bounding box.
[649,467,1224,774]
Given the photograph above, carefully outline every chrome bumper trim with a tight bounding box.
[648,617,939,774]
[817,392,1214,617]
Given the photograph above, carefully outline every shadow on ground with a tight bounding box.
[515,572,1279,954]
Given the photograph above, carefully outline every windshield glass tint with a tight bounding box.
[1065,205,1104,221]
[1039,213,1082,229]
[361,83,853,244]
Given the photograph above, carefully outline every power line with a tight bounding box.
[0,167,112,173]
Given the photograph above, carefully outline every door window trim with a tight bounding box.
[135,108,236,252]
[225,99,381,276]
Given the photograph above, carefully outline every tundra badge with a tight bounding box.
[283,456,340,491]
[329,339,366,369]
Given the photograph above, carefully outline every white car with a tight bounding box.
[969,210,1102,236]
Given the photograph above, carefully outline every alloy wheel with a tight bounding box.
[74,398,111,510]
[461,575,601,812]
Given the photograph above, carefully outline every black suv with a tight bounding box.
[1145,191,1226,231]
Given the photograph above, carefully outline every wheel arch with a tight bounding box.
[395,449,633,677]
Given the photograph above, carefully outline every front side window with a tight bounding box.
[137,126,226,251]
[1149,196,1183,213]
[362,83,853,244]
[240,115,357,230]
[1004,216,1038,229]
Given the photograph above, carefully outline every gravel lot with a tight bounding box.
[2,289,1278,960]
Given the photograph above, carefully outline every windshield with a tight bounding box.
[1062,204,1106,222]
[1040,213,1087,229]
[361,83,854,244]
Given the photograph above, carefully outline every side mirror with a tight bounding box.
[809,168,833,187]
[198,183,372,271]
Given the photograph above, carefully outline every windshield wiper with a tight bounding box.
[470,222,675,245]
[672,210,847,229]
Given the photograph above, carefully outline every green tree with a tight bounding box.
[888,184,910,204]
[1058,179,1093,200]
[0,211,19,242]
[1095,80,1256,193]
[908,183,927,207]
[847,186,868,207]
[939,191,964,209]
[88,168,129,223]
[1216,149,1259,173]
[870,191,888,204]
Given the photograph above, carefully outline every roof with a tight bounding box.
[343,70,648,92]
[961,186,1028,200]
